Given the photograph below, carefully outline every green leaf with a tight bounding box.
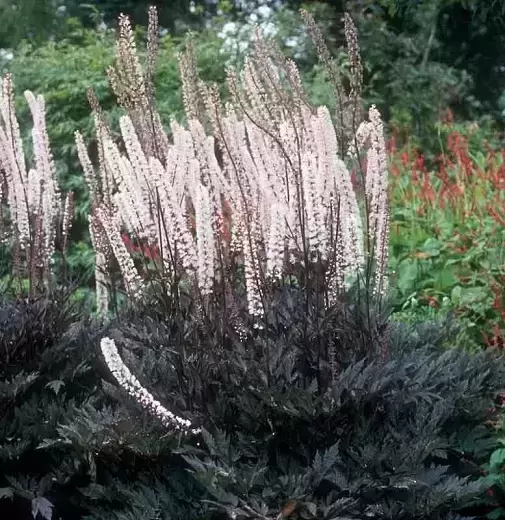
[396,259,420,295]
[422,237,442,257]
[490,448,505,468]
[459,286,489,306]
[434,268,458,291]
[451,285,462,305]
[488,507,505,519]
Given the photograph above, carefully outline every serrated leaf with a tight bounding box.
[45,380,65,396]
[31,496,53,520]
[304,501,317,516]
[0,487,13,500]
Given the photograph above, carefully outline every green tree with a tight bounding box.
[0,0,68,48]
[299,0,505,128]
[0,0,219,48]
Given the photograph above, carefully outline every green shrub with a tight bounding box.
[389,115,505,349]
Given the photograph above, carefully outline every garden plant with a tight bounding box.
[0,4,504,520]
[389,113,505,351]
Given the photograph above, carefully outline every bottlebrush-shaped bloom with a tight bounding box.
[100,337,200,435]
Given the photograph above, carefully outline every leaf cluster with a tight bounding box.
[0,291,211,520]
[389,119,505,349]
[90,287,505,519]
[0,285,504,519]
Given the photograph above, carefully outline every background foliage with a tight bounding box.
[1,0,504,297]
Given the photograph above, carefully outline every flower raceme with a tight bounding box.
[0,75,72,292]
[79,9,389,317]
[0,8,390,439]
[100,337,200,435]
